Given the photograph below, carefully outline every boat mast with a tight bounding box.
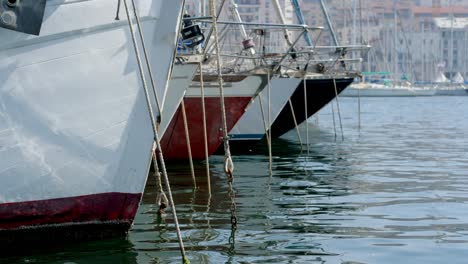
[422,21,426,82]
[319,0,339,46]
[271,0,294,47]
[228,0,256,56]
[393,2,398,83]
[229,0,248,40]
[290,0,312,46]
[352,0,357,64]
[465,24,468,81]
[449,0,454,82]
[201,0,206,17]
[365,0,371,73]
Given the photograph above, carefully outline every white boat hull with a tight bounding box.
[161,67,267,160]
[0,0,184,233]
[228,77,300,142]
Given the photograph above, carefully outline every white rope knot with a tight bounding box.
[156,190,169,214]
[224,155,234,179]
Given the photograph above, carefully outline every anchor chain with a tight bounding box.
[209,0,238,234]
[227,174,237,229]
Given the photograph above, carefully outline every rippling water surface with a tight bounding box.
[5,96,468,263]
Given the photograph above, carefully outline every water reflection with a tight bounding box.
[3,97,468,263]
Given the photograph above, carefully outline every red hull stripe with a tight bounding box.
[0,192,142,230]
[161,97,252,160]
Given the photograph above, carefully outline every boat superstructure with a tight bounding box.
[214,14,363,151]
[160,14,270,160]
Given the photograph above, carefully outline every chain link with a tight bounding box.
[228,179,237,229]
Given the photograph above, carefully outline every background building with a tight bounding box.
[183,0,468,82]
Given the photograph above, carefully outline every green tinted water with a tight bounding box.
[4,96,468,263]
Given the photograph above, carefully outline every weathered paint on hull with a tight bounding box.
[161,97,252,160]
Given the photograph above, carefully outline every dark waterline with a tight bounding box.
[3,96,468,263]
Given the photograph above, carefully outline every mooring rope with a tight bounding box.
[181,100,196,188]
[210,0,237,230]
[267,70,273,173]
[258,93,269,144]
[121,0,188,262]
[331,95,337,140]
[303,75,310,155]
[152,147,168,213]
[199,62,211,195]
[288,99,303,148]
[332,77,344,141]
[129,0,163,121]
[257,76,273,174]
[358,81,362,130]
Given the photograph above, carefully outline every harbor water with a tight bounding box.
[4,96,468,263]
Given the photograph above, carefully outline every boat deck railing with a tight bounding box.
[177,16,370,78]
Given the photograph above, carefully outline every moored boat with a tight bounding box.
[225,73,354,152]
[161,67,267,160]
[0,0,185,243]
[227,76,300,151]
[270,74,354,139]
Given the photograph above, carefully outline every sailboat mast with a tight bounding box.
[465,27,468,80]
[393,3,398,82]
[290,0,313,46]
[366,0,371,72]
[271,0,294,47]
[201,0,206,17]
[351,0,357,70]
[319,0,339,46]
[228,0,256,56]
[422,21,426,82]
[352,0,357,47]
[229,0,248,40]
[449,0,454,82]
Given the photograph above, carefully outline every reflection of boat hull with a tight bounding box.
[433,86,468,96]
[341,85,435,97]
[161,73,266,160]
[0,0,184,240]
[435,89,467,96]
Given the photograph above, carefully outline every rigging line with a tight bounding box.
[204,0,228,54]
[258,93,270,151]
[267,70,273,174]
[258,71,273,173]
[121,0,188,262]
[288,99,303,149]
[130,0,163,122]
[358,77,361,130]
[332,78,344,141]
[303,75,310,156]
[331,91,337,140]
